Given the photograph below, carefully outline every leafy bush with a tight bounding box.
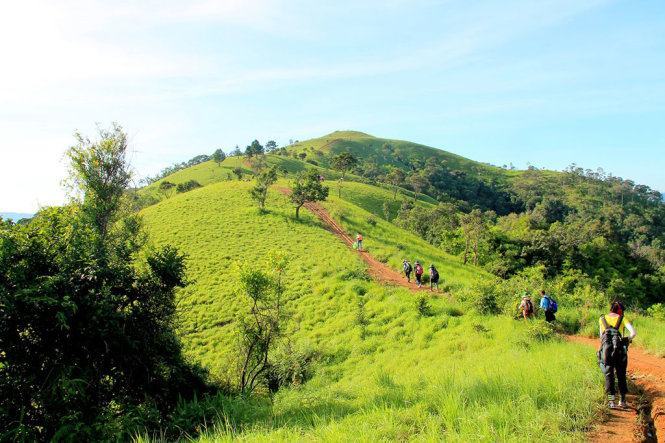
[366,215,377,226]
[416,295,433,317]
[647,303,665,320]
[177,180,202,193]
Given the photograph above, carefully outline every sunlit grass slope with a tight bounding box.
[141,180,603,441]
[328,180,488,291]
[287,130,510,181]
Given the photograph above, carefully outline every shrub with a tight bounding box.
[176,180,202,193]
[647,303,665,320]
[416,296,433,317]
[366,215,377,227]
[340,267,371,281]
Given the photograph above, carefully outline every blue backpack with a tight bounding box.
[547,296,558,313]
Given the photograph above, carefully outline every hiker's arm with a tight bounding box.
[625,321,636,340]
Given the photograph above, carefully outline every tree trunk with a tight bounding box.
[463,237,470,264]
[473,239,478,265]
[295,204,302,219]
[393,185,398,200]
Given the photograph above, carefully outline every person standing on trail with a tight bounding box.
[414,261,424,288]
[598,300,636,409]
[356,233,363,251]
[429,264,439,291]
[519,293,534,320]
[539,290,558,323]
[403,260,413,283]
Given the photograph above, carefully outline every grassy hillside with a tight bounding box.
[286,130,509,180]
[140,179,604,441]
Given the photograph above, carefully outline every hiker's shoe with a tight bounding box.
[618,400,628,408]
[608,401,617,409]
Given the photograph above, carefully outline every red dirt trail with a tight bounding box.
[292,191,665,440]
[302,199,429,291]
[569,336,665,441]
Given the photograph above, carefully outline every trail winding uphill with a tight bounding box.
[294,190,665,441]
[301,199,429,289]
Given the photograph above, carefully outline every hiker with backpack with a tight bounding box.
[539,290,558,322]
[403,260,413,283]
[598,300,636,409]
[519,293,534,320]
[414,261,424,288]
[356,233,363,251]
[429,264,439,291]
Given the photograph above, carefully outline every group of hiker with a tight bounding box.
[519,291,558,322]
[521,293,637,409]
[354,232,440,291]
[354,232,638,410]
[402,259,439,290]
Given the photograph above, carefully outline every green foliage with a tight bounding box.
[1,127,207,441]
[212,149,226,166]
[416,295,433,317]
[249,167,278,211]
[236,262,287,395]
[66,123,131,238]
[289,169,329,219]
[647,303,665,320]
[177,180,202,193]
[159,180,176,197]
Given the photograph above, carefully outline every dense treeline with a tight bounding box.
[393,165,665,308]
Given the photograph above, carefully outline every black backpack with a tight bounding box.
[431,268,439,281]
[598,315,627,367]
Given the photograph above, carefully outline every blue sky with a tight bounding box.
[0,0,664,212]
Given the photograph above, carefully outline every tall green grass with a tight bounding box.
[139,180,606,441]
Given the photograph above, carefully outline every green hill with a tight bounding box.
[286,130,508,178]
[140,179,603,441]
[131,129,665,439]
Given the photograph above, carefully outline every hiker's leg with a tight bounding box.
[604,365,616,400]
[617,360,628,401]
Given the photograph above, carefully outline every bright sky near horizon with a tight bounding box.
[0,0,664,213]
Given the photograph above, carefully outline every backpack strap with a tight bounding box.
[600,315,609,330]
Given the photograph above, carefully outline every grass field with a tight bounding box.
[140,179,606,441]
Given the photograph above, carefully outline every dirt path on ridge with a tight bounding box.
[284,189,665,440]
[569,336,665,442]
[280,189,428,292]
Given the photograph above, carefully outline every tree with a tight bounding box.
[232,145,242,157]
[290,170,329,219]
[245,140,264,159]
[386,168,406,200]
[212,148,226,166]
[408,172,428,202]
[236,253,289,395]
[159,180,176,197]
[233,167,244,180]
[331,152,358,197]
[460,209,486,265]
[265,140,278,153]
[250,166,278,211]
[0,125,207,441]
[66,123,131,241]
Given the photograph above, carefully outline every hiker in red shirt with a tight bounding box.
[356,233,363,251]
[414,261,424,287]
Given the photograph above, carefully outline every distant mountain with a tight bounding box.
[1,212,33,221]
